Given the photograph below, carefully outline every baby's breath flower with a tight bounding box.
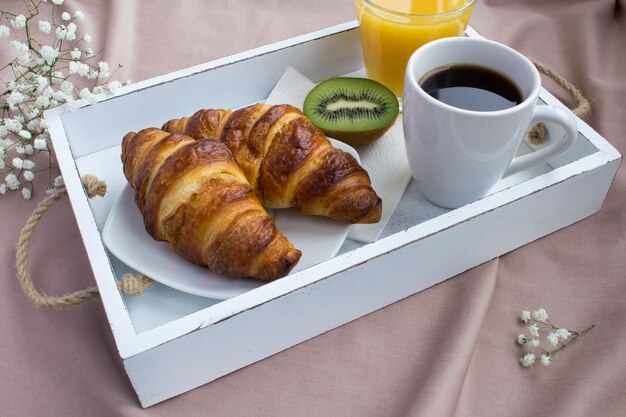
[520,353,535,367]
[68,60,79,74]
[35,95,51,109]
[11,39,29,56]
[98,61,110,79]
[39,20,52,34]
[7,91,26,109]
[60,80,74,94]
[79,87,98,104]
[0,25,10,39]
[517,334,527,345]
[21,187,32,200]
[69,61,90,77]
[55,25,67,40]
[533,308,548,321]
[528,338,540,348]
[41,86,54,98]
[0,1,123,198]
[65,99,79,111]
[11,15,27,29]
[36,75,48,91]
[40,45,60,65]
[54,175,64,188]
[8,119,22,132]
[540,354,551,366]
[27,108,40,119]
[547,332,559,346]
[18,130,32,140]
[0,138,13,149]
[33,138,48,150]
[556,328,570,340]
[520,310,531,323]
[529,324,540,338]
[53,90,69,102]
[27,120,40,132]
[5,173,20,190]
[108,80,122,94]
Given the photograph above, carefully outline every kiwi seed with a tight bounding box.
[303,77,399,146]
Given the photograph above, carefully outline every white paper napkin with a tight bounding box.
[266,67,412,243]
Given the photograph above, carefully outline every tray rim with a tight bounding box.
[46,21,622,360]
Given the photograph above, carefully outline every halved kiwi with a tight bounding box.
[303,77,399,146]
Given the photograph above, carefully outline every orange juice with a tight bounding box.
[355,0,476,96]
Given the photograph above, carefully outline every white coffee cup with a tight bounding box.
[403,37,578,208]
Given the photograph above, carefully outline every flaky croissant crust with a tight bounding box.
[121,128,301,281]
[163,104,382,224]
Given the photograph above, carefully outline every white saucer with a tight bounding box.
[102,139,358,299]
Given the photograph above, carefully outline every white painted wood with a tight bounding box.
[46,21,622,407]
[127,156,620,407]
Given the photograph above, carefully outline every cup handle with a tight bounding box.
[503,105,578,177]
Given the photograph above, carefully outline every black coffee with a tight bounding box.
[419,64,523,111]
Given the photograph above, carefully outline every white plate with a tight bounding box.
[102,139,358,299]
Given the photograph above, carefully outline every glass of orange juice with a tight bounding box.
[354,0,477,97]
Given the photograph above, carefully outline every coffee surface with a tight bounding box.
[419,64,523,111]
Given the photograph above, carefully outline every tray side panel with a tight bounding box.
[58,27,362,159]
[125,157,619,407]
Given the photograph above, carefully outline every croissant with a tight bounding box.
[162,104,382,224]
[121,128,301,281]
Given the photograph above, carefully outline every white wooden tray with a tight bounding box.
[45,22,621,407]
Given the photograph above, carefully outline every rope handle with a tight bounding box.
[528,58,592,144]
[14,62,590,310]
[15,175,153,310]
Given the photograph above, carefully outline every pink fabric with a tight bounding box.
[0,0,624,415]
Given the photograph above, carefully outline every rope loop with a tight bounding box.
[528,58,591,144]
[14,176,153,310]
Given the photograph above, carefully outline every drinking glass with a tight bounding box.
[354,0,477,97]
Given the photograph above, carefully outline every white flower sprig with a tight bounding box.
[0,0,129,199]
[517,308,595,367]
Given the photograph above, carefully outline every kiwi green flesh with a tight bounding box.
[303,77,399,143]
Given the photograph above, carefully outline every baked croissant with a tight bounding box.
[121,128,301,281]
[162,104,382,224]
